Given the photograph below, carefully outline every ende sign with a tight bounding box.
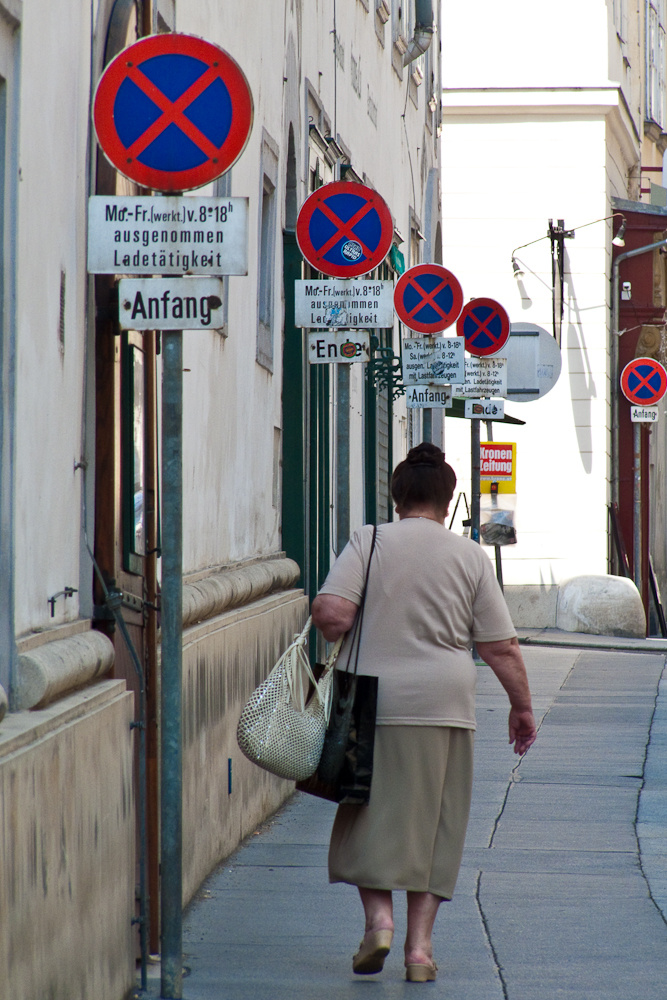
[87,195,249,275]
[464,399,505,420]
[294,279,393,328]
[308,331,370,363]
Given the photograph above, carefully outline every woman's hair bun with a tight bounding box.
[406,442,442,468]
[391,441,456,511]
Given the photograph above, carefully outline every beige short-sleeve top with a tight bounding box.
[317,519,517,729]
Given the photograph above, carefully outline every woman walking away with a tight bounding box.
[311,442,536,983]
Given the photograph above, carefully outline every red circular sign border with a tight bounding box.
[620,357,667,406]
[457,297,510,358]
[296,181,393,278]
[93,33,254,192]
[393,263,464,334]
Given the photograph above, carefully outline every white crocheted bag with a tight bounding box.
[236,616,343,781]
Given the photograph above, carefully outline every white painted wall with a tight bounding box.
[14,0,92,633]
[173,0,438,568]
[440,1,641,586]
[441,116,614,584]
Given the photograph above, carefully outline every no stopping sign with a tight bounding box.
[93,33,253,191]
[296,181,393,278]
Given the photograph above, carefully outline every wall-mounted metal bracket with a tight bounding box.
[367,335,406,401]
[48,587,78,617]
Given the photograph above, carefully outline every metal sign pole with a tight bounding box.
[92,34,254,1000]
[471,418,480,543]
[160,328,184,1000]
[336,363,351,550]
[633,421,642,596]
[484,418,504,589]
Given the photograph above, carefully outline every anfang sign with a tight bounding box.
[405,385,452,408]
[294,279,393,328]
[87,195,249,275]
[631,405,660,423]
[118,278,224,330]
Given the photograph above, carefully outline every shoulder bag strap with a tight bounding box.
[344,524,378,677]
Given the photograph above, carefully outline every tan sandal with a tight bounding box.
[352,929,394,974]
[405,961,438,982]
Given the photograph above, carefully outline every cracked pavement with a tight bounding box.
[139,636,667,999]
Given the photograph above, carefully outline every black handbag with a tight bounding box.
[297,526,378,805]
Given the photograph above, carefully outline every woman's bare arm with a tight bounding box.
[475,637,537,755]
[311,594,358,641]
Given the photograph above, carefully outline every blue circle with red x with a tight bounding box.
[94,34,253,191]
[621,358,667,405]
[394,264,464,333]
[457,298,510,357]
[296,181,393,278]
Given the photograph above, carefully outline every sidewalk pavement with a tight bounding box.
[139,631,667,999]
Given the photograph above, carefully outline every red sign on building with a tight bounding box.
[480,441,516,492]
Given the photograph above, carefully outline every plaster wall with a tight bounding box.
[181,589,308,904]
[0,681,135,1000]
[172,3,286,570]
[170,1,438,570]
[13,1,92,632]
[438,0,659,590]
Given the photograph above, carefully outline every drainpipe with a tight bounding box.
[403,0,434,66]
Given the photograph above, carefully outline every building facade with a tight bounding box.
[439,0,667,630]
[0,1,440,997]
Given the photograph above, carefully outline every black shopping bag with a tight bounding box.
[297,670,377,805]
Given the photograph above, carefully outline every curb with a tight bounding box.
[517,627,667,654]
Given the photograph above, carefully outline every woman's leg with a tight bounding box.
[352,888,395,974]
[358,886,394,932]
[404,891,442,966]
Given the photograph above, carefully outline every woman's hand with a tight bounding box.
[476,637,537,756]
[508,707,537,755]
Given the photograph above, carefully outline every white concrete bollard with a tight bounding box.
[556,575,646,638]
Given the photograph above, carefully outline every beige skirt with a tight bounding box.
[328,725,474,900]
